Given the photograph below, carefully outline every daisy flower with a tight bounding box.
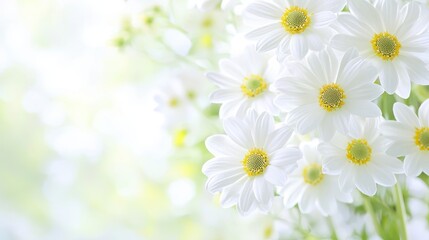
[274,49,383,141]
[331,0,429,98]
[244,0,346,59]
[202,111,301,215]
[381,101,429,176]
[319,118,403,196]
[207,46,280,118]
[282,141,352,216]
[194,0,240,10]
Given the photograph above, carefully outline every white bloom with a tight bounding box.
[381,101,429,176]
[282,141,352,216]
[154,70,205,129]
[319,118,403,196]
[331,0,429,98]
[194,0,240,10]
[202,111,301,215]
[244,0,346,59]
[275,49,383,140]
[207,47,280,118]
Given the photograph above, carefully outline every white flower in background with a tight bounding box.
[319,118,403,196]
[202,111,301,215]
[194,0,240,10]
[282,141,352,216]
[244,0,346,59]
[381,101,429,176]
[275,49,383,140]
[154,70,206,129]
[207,47,280,118]
[331,0,429,98]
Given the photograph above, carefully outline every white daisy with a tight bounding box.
[244,0,346,59]
[207,46,280,118]
[331,0,429,98]
[319,118,403,196]
[380,101,429,176]
[202,111,301,215]
[282,141,352,216]
[274,49,383,141]
[195,0,240,10]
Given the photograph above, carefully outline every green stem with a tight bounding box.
[394,183,408,240]
[328,216,338,240]
[362,195,383,238]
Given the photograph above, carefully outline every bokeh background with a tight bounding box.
[0,0,280,239]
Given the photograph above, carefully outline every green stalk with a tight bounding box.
[393,183,408,240]
[362,195,383,238]
[328,216,338,240]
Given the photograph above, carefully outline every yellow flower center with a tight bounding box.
[242,148,269,176]
[302,163,324,185]
[346,139,372,165]
[169,97,180,107]
[414,127,429,151]
[241,74,268,97]
[281,6,311,34]
[318,83,346,112]
[371,32,401,61]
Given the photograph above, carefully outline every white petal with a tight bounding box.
[370,164,397,187]
[312,11,336,28]
[290,35,308,59]
[223,118,253,149]
[330,34,368,52]
[270,147,301,170]
[202,157,242,176]
[205,134,246,157]
[347,101,381,118]
[246,23,281,39]
[419,100,429,126]
[265,126,293,152]
[393,102,420,128]
[256,29,285,52]
[348,0,383,33]
[245,2,283,19]
[253,112,274,147]
[335,14,373,37]
[347,84,383,100]
[206,170,245,193]
[380,121,414,140]
[338,166,355,192]
[264,165,287,186]
[355,170,377,196]
[253,176,272,204]
[288,104,323,134]
[220,178,245,207]
[379,62,398,94]
[386,141,416,157]
[206,72,240,88]
[404,154,423,177]
[238,179,255,215]
[209,89,241,103]
[219,59,246,79]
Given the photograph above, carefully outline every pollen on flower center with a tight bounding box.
[302,163,324,185]
[414,127,429,151]
[241,74,268,97]
[371,32,401,61]
[318,83,346,112]
[346,139,372,165]
[242,148,269,176]
[281,6,311,34]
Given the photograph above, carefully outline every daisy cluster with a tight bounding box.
[202,0,429,222]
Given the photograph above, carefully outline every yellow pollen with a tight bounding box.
[281,6,311,34]
[241,74,268,97]
[318,83,346,112]
[371,32,401,61]
[414,127,429,151]
[242,148,269,176]
[302,163,324,185]
[346,139,372,165]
